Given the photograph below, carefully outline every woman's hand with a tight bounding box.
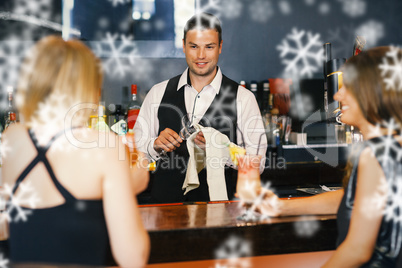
[255,188,281,217]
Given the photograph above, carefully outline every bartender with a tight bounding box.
[134,13,267,203]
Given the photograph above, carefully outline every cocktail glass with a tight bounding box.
[236,154,262,221]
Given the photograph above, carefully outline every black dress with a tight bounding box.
[8,129,115,266]
[337,136,402,267]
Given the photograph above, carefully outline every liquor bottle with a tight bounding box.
[239,80,246,88]
[111,104,124,125]
[262,80,270,112]
[4,86,17,130]
[127,84,141,133]
[250,81,258,99]
[94,101,110,132]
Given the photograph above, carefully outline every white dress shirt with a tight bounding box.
[134,68,267,171]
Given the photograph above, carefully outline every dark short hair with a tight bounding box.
[183,13,222,44]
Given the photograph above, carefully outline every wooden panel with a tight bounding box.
[139,202,338,264]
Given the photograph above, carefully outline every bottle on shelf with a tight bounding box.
[94,101,109,132]
[249,81,258,99]
[262,80,270,111]
[127,84,141,133]
[239,80,246,88]
[110,104,124,125]
[4,86,17,130]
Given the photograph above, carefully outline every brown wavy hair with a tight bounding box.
[341,46,402,187]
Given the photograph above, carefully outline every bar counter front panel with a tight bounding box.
[140,201,337,264]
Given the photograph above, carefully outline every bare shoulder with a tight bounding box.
[357,146,384,186]
[2,123,26,140]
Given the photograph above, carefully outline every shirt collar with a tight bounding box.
[177,67,222,95]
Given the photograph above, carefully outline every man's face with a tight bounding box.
[183,29,222,79]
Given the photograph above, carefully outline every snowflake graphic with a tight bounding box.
[214,235,252,268]
[368,120,402,168]
[318,2,331,15]
[0,254,8,268]
[383,175,402,225]
[289,92,314,120]
[364,120,402,225]
[338,0,366,18]
[13,0,53,20]
[326,24,357,59]
[195,0,243,20]
[305,0,316,6]
[294,216,320,237]
[205,85,236,128]
[237,181,279,222]
[355,20,385,48]
[0,182,40,223]
[0,41,31,97]
[249,0,274,23]
[379,46,402,92]
[278,0,292,15]
[92,33,138,78]
[108,0,131,7]
[277,28,323,78]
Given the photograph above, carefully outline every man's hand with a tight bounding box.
[154,128,183,154]
[194,131,206,151]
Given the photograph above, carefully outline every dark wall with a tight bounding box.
[1,0,402,115]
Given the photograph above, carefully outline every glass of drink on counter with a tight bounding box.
[236,154,262,221]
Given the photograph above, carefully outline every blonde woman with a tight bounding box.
[258,47,402,267]
[2,36,149,267]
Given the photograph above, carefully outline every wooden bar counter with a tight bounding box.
[139,200,337,264]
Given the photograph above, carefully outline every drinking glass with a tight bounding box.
[179,113,198,140]
[236,154,262,221]
[335,124,346,144]
[284,117,292,144]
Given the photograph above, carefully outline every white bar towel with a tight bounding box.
[183,125,231,201]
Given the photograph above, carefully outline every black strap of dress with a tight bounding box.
[11,129,76,203]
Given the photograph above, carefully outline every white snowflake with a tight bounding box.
[368,120,402,168]
[0,182,40,223]
[277,28,323,78]
[195,0,243,20]
[355,20,385,48]
[290,92,314,120]
[326,25,357,59]
[318,2,331,15]
[294,216,320,237]
[108,0,131,7]
[383,175,402,225]
[0,254,8,268]
[92,33,138,78]
[249,0,274,23]
[0,41,31,97]
[237,181,278,222]
[338,0,366,18]
[214,235,252,268]
[379,46,402,92]
[305,0,315,6]
[205,85,236,127]
[278,0,292,15]
[13,0,53,20]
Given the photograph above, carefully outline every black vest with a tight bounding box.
[150,73,238,203]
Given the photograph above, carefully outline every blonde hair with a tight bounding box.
[16,35,103,126]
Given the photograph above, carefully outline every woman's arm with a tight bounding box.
[322,147,386,267]
[257,188,344,217]
[279,189,344,216]
[102,135,150,267]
